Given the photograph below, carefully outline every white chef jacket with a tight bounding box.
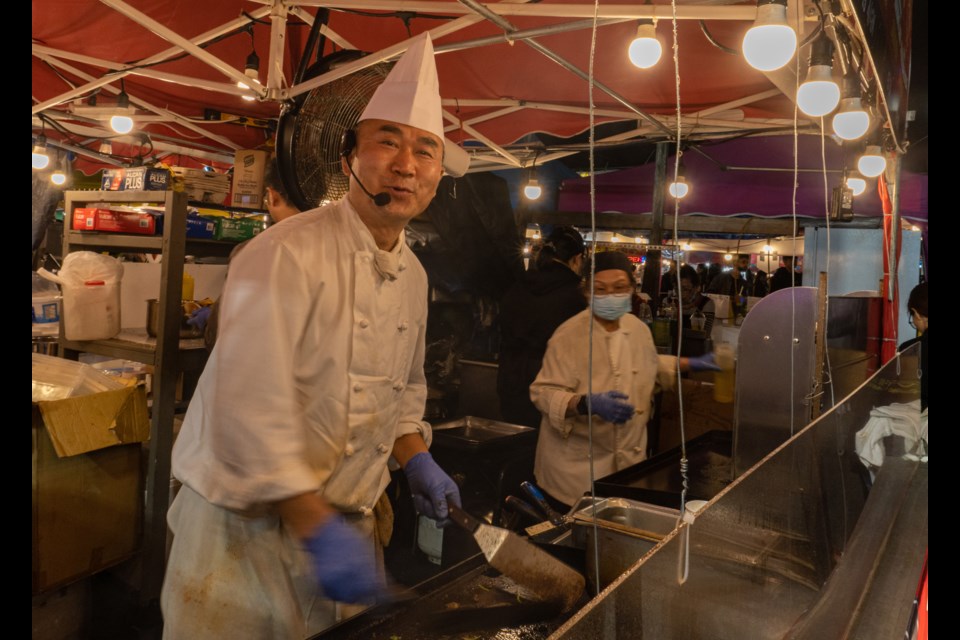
[162,197,432,638]
[530,309,677,506]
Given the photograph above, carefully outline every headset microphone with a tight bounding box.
[340,129,391,207]
[345,162,392,207]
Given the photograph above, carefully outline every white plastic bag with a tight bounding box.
[39,252,124,340]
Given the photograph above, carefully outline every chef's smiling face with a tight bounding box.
[345,119,444,223]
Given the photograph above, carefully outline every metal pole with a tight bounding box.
[641,142,669,312]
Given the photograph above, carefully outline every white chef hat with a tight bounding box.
[358,32,470,177]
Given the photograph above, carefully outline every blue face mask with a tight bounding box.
[593,293,632,321]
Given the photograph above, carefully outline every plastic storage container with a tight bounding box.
[38,252,123,341]
[32,271,61,337]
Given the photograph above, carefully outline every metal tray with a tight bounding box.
[431,416,537,453]
[593,430,733,509]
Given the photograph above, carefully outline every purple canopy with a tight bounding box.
[557,135,927,230]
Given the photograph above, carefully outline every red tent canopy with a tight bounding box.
[32,2,909,176]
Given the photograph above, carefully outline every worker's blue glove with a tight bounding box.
[186,306,212,331]
[585,391,635,424]
[688,352,722,372]
[304,514,388,604]
[403,452,462,523]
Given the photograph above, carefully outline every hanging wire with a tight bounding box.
[665,0,695,586]
[586,0,602,596]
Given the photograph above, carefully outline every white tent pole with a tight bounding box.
[285,13,486,99]
[296,2,764,21]
[100,0,267,97]
[35,55,242,151]
[457,0,675,138]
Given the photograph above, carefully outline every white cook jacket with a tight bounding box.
[164,198,432,638]
[531,309,677,506]
[172,197,432,513]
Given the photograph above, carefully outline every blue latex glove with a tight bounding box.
[590,391,634,424]
[587,391,635,424]
[304,514,389,604]
[403,452,462,522]
[186,305,212,330]
[688,352,722,372]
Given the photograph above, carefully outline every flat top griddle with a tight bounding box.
[312,553,588,640]
[594,430,733,509]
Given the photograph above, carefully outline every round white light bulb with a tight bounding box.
[524,181,543,200]
[33,151,50,170]
[628,24,662,69]
[832,98,870,140]
[742,4,797,72]
[724,253,732,261]
[668,178,689,199]
[110,115,134,134]
[858,146,886,178]
[51,171,67,186]
[846,175,867,196]
[797,66,840,116]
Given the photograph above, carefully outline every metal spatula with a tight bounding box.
[447,504,585,612]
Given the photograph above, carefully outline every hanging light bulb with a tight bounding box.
[831,77,870,140]
[110,86,134,134]
[797,34,840,117]
[524,154,543,200]
[846,172,867,196]
[668,162,689,199]
[50,169,67,185]
[724,252,733,262]
[238,26,261,101]
[742,0,797,72]
[858,144,886,178]
[681,241,692,251]
[523,177,543,200]
[668,176,689,199]
[32,134,50,170]
[628,20,662,69]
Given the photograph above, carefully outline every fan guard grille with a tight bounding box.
[288,62,391,208]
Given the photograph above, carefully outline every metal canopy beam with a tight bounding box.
[526,211,799,236]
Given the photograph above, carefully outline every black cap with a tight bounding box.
[593,250,635,282]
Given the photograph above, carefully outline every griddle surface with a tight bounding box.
[313,555,587,640]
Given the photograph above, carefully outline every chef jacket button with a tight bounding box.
[359,319,369,328]
[393,382,404,391]
[398,321,409,332]
[360,506,373,517]
[345,444,355,456]
[353,383,362,392]
[377,443,389,454]
[398,263,406,271]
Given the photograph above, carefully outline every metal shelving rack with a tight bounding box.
[58,189,229,603]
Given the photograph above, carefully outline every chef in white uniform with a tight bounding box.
[161,33,470,639]
[530,251,720,509]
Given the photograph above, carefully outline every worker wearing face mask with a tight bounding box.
[529,250,720,511]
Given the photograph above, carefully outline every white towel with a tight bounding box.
[855,400,925,469]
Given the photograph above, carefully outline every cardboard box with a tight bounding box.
[72,207,159,235]
[214,216,266,242]
[185,214,217,239]
[229,150,269,209]
[100,167,171,191]
[71,208,97,231]
[32,385,151,595]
